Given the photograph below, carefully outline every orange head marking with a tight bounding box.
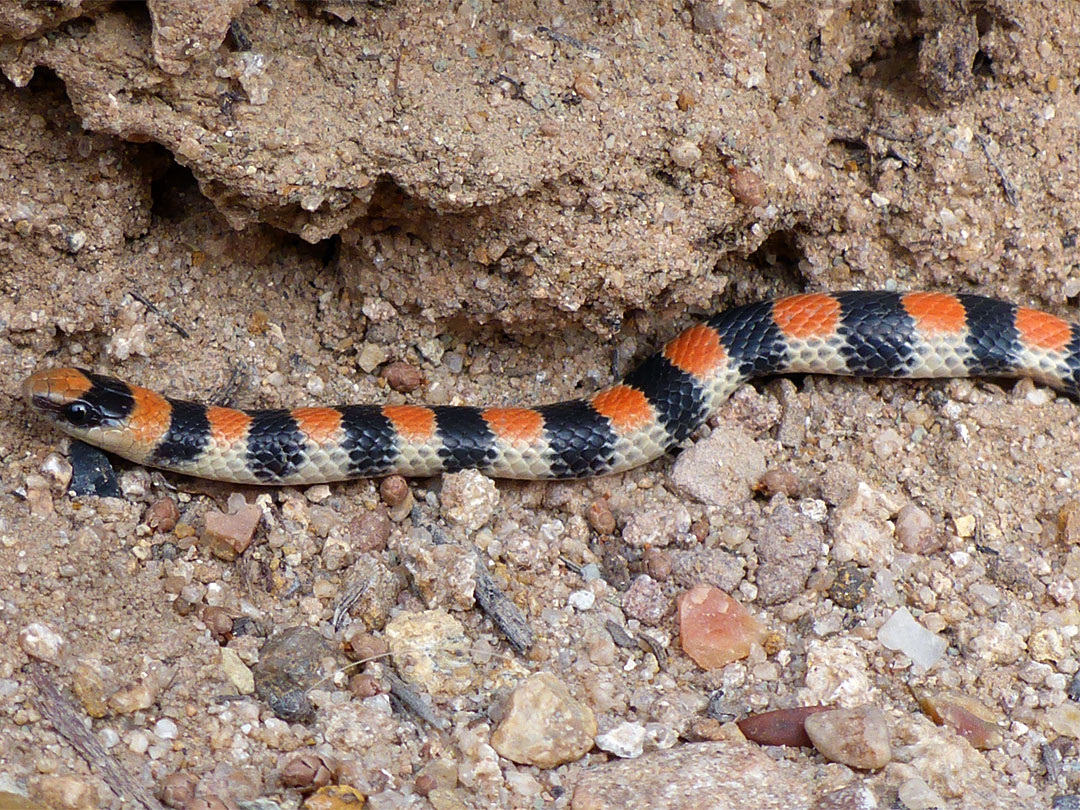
[22,367,141,450]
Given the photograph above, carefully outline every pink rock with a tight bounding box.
[677,585,765,670]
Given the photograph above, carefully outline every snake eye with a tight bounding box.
[63,401,99,427]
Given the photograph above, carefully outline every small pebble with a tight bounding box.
[383,361,423,392]
[755,468,800,498]
[280,751,334,793]
[804,705,891,770]
[144,498,180,533]
[827,562,872,608]
[201,606,234,642]
[108,681,157,714]
[586,499,617,535]
[253,627,340,722]
[1059,500,1080,545]
[347,508,391,552]
[349,673,381,698]
[676,88,696,110]
[440,469,499,532]
[19,622,66,663]
[727,166,766,207]
[385,609,475,696]
[202,498,262,561]
[595,721,646,759]
[154,718,178,740]
[913,689,1003,749]
[303,786,366,810]
[158,773,198,808]
[567,589,595,611]
[342,626,389,662]
[379,475,409,507]
[40,452,74,490]
[669,139,702,168]
[642,548,672,580]
[491,672,597,768]
[897,777,945,810]
[877,607,947,671]
[621,574,668,625]
[895,503,938,554]
[220,647,255,695]
[677,585,765,670]
[32,776,97,810]
[68,441,121,497]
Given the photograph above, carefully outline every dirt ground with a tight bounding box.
[2,1,1080,808]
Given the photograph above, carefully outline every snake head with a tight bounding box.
[22,368,135,443]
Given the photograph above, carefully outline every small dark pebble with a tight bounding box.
[68,440,121,497]
[1052,796,1080,810]
[706,690,738,724]
[605,620,636,649]
[231,617,262,637]
[737,705,832,747]
[827,561,872,608]
[253,626,339,723]
[600,547,631,591]
[268,690,314,724]
[158,772,197,808]
[1068,673,1080,702]
[150,541,180,561]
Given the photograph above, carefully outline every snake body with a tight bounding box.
[22,291,1080,485]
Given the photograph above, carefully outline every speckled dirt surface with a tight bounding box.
[2,2,1080,809]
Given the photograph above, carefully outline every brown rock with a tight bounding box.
[586,499,617,535]
[642,548,672,580]
[280,751,335,793]
[1059,499,1080,545]
[914,690,1004,750]
[71,661,110,719]
[728,167,766,207]
[144,497,180,532]
[158,773,197,808]
[755,468,800,498]
[32,776,98,810]
[202,500,262,561]
[379,475,409,507]
[382,361,423,392]
[342,626,388,663]
[348,673,381,698]
[347,508,391,552]
[737,705,831,747]
[677,585,765,670]
[201,606,234,642]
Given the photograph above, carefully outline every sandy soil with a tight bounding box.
[2,1,1080,808]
